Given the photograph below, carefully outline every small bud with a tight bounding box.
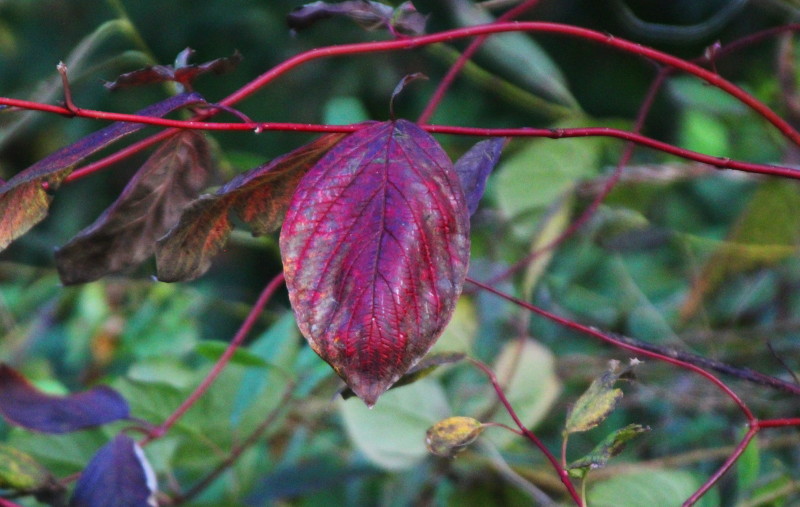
[425,416,484,458]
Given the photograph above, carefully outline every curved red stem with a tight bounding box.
[140,271,285,446]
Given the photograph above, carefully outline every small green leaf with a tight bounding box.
[588,469,719,507]
[425,416,485,458]
[567,423,650,476]
[565,360,636,435]
[194,340,271,367]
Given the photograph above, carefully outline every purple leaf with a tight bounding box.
[69,434,156,507]
[155,132,345,282]
[0,92,205,252]
[453,137,506,216]
[287,1,426,35]
[0,364,130,433]
[280,120,470,406]
[55,131,215,285]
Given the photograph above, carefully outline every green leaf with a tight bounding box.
[425,416,485,458]
[588,469,719,507]
[448,0,577,108]
[477,339,561,448]
[493,121,604,238]
[567,423,650,477]
[736,428,760,496]
[522,193,573,300]
[429,298,478,355]
[338,378,450,470]
[194,340,271,367]
[565,360,633,435]
[0,443,59,493]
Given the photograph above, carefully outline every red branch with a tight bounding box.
[140,271,285,446]
[469,358,582,505]
[0,22,795,183]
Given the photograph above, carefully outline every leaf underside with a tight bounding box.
[155,132,345,282]
[56,130,215,285]
[280,119,470,406]
[0,92,205,253]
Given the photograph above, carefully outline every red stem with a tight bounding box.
[683,427,758,506]
[4,21,793,182]
[140,272,285,446]
[483,68,671,286]
[466,276,755,421]
[0,499,23,507]
[756,417,800,428]
[417,0,545,124]
[469,358,582,505]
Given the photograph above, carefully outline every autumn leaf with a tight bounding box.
[426,416,485,458]
[280,119,470,406]
[288,1,426,35]
[69,434,156,507]
[105,48,242,91]
[0,92,205,253]
[0,364,130,433]
[55,131,214,285]
[156,132,345,282]
[453,137,505,216]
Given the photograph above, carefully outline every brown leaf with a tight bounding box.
[0,93,205,253]
[55,131,215,285]
[155,132,346,282]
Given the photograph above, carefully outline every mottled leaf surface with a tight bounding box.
[0,364,130,433]
[56,131,214,285]
[565,360,635,435]
[453,137,505,216]
[69,434,156,507]
[426,416,485,458]
[0,443,61,496]
[280,120,470,405]
[156,132,345,282]
[0,92,204,252]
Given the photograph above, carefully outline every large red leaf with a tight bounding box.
[280,120,470,406]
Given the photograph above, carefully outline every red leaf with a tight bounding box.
[0,364,130,434]
[287,1,426,35]
[0,92,205,252]
[70,434,156,507]
[55,131,215,285]
[280,120,470,406]
[155,132,345,282]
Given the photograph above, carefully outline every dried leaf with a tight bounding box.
[55,131,214,285]
[155,132,345,282]
[105,49,242,91]
[453,137,505,216]
[69,434,157,507]
[0,364,130,434]
[426,416,485,458]
[288,1,426,35]
[280,120,470,406]
[565,360,634,435]
[0,92,205,253]
[568,424,651,477]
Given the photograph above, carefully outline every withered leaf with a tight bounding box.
[105,48,242,91]
[288,1,426,35]
[0,92,205,253]
[155,132,346,282]
[55,130,214,285]
[453,137,505,216]
[280,120,470,406]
